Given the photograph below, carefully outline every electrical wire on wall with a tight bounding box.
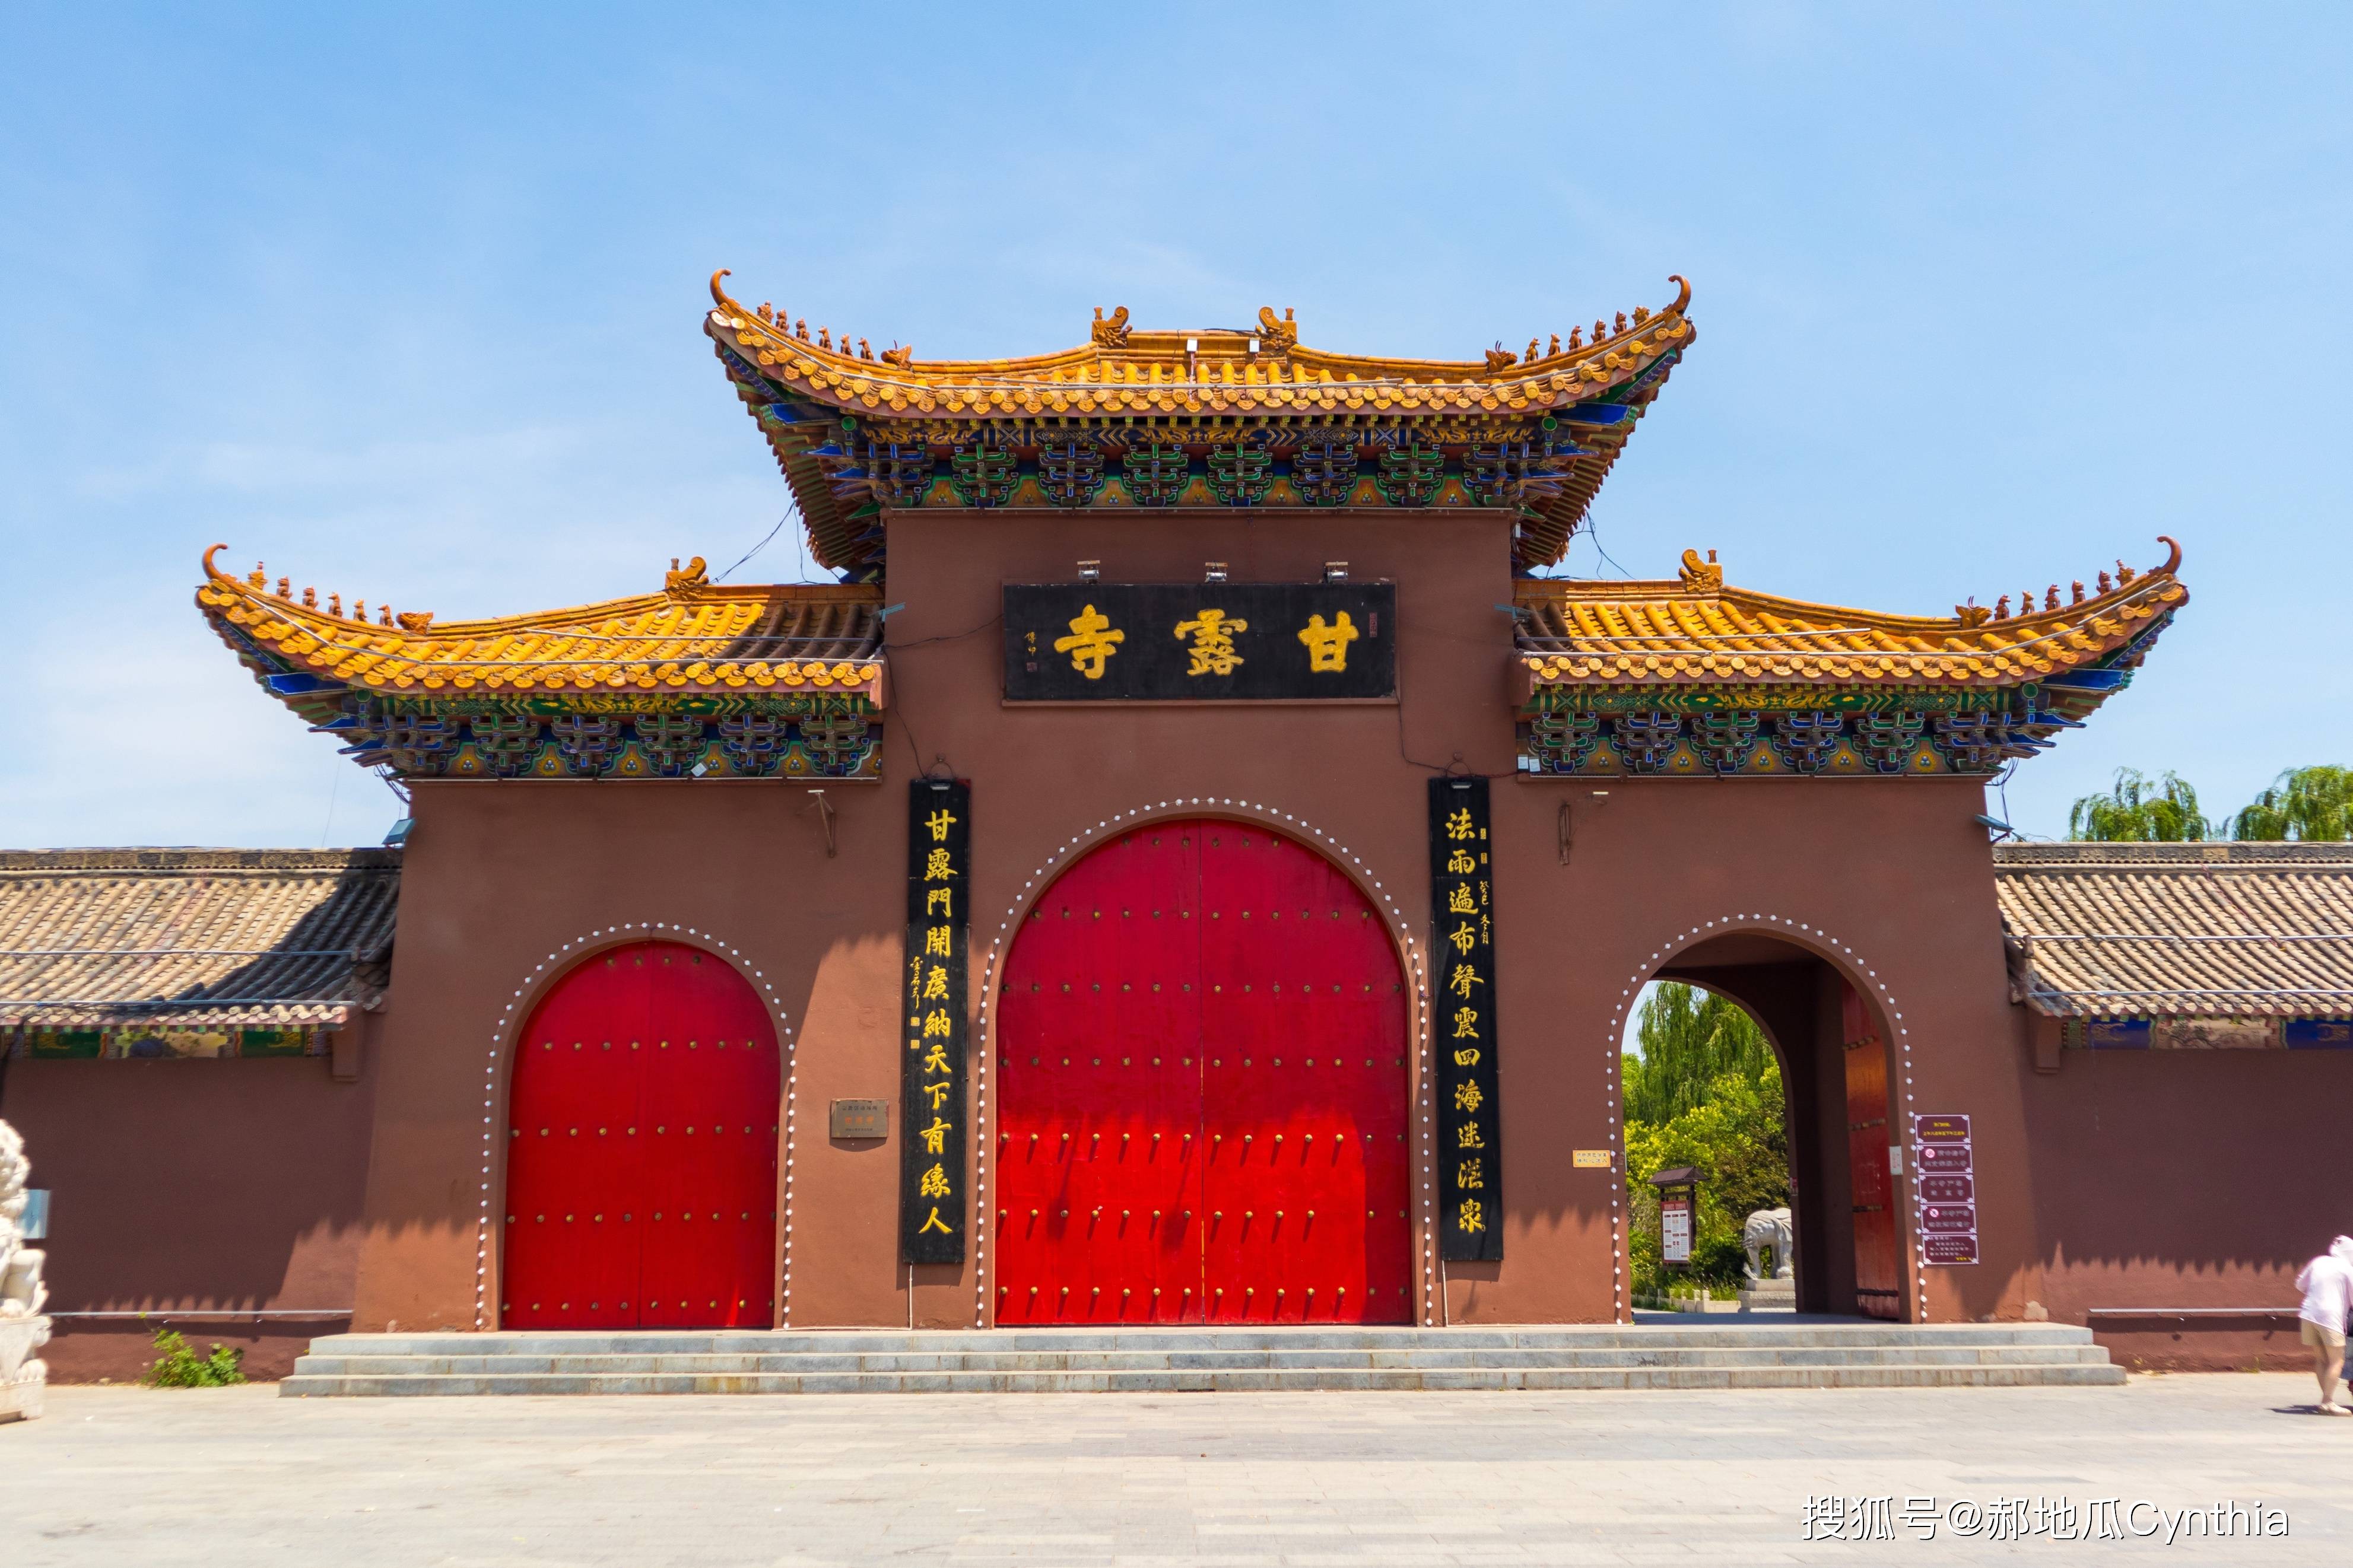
[882,610,1001,777]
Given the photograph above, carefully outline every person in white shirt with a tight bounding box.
[2294,1235,2353,1415]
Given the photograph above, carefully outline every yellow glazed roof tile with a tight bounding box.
[704,272,1695,423]
[195,548,887,703]
[704,272,1698,576]
[1516,542,2187,689]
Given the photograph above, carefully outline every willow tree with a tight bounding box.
[1622,983,1789,1286]
[2231,766,2352,841]
[1622,981,1779,1124]
[2068,768,2210,842]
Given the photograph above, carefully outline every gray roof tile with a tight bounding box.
[0,848,397,1028]
[1994,842,2353,1018]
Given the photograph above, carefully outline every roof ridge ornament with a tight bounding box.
[665,556,711,594]
[1488,276,1689,370]
[1977,537,2184,623]
[1091,306,1131,348]
[1256,306,1297,352]
[206,542,424,631]
[1678,548,1723,590]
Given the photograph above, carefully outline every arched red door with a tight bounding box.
[503,940,779,1330]
[996,820,1411,1324]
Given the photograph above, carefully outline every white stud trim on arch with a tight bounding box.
[1602,914,1928,1325]
[473,922,798,1332]
[970,796,1440,1330]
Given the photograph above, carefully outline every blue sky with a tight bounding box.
[3,5,2345,849]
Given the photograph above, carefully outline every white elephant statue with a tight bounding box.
[1742,1207,1794,1281]
[0,1118,50,1422]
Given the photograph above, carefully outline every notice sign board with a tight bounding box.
[1923,1235,1981,1265]
[1910,1113,1979,1265]
[1917,1173,1974,1205]
[1661,1194,1692,1264]
[901,778,971,1265]
[1004,581,1396,702]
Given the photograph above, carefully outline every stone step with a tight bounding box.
[291,1324,2101,1357]
[288,1343,2114,1377]
[278,1323,2123,1395]
[281,1360,2126,1397]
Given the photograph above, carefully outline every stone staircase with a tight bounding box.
[281,1322,2124,1396]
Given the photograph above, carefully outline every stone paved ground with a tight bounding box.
[5,1376,2348,1566]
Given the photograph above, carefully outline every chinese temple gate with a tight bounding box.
[995,820,1414,1325]
[8,266,2350,1381]
[503,940,779,1330]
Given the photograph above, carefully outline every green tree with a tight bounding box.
[2230,766,2352,841]
[1622,982,1777,1124]
[1621,984,1790,1293]
[2067,768,2209,841]
[1624,1064,1792,1292]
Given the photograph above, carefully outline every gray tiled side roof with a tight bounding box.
[1993,842,2353,1018]
[0,848,398,1028]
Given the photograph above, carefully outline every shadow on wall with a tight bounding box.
[2024,1049,2353,1293]
[2,1057,374,1313]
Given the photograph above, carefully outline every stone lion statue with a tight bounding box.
[1742,1206,1794,1281]
[1,1118,50,1421]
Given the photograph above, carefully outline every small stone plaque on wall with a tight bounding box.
[830,1099,888,1140]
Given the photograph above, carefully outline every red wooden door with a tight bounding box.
[996,820,1409,1325]
[1841,982,1903,1320]
[504,941,779,1330]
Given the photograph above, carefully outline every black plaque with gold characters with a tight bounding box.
[901,777,971,1264]
[1428,775,1503,1262]
[1003,581,1396,701]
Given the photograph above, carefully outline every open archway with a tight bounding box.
[993,818,1413,1324]
[1625,931,1909,1321]
[501,939,780,1330]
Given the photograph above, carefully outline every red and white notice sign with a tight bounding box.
[1661,1193,1692,1265]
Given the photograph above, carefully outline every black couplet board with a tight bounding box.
[901,778,971,1264]
[1428,775,1503,1262]
[1003,581,1397,701]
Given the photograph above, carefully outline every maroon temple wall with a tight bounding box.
[1,1013,383,1381]
[331,505,2070,1335]
[2015,1017,2353,1370]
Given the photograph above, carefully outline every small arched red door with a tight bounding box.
[503,940,779,1329]
[996,819,1411,1324]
